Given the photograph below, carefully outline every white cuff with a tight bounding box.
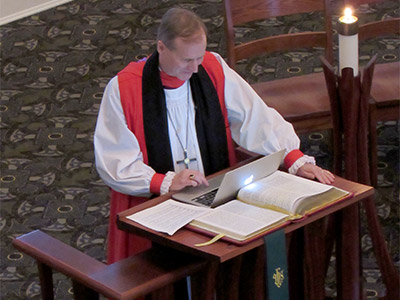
[160,171,176,195]
[288,155,316,175]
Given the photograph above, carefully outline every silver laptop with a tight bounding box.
[172,149,285,208]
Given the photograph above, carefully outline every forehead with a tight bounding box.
[170,33,207,57]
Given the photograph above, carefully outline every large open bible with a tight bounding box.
[126,170,351,245]
[189,171,350,244]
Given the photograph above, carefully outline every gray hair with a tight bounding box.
[157,8,207,49]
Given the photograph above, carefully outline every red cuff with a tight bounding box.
[150,173,166,195]
[284,149,304,170]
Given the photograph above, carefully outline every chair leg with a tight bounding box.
[72,280,99,300]
[37,262,54,300]
[368,103,378,187]
[363,197,400,300]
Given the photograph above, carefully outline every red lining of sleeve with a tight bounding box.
[284,149,304,169]
[150,173,166,195]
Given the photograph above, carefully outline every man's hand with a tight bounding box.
[169,169,209,192]
[296,164,335,184]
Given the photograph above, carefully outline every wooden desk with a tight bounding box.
[117,177,374,300]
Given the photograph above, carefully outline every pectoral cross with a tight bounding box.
[177,149,197,169]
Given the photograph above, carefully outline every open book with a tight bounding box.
[189,171,350,244]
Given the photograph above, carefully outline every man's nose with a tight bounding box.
[189,60,199,73]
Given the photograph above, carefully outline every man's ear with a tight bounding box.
[157,40,165,54]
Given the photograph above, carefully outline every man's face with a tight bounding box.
[157,32,207,81]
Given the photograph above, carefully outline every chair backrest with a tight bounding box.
[223,0,334,69]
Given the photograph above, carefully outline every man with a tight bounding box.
[94,7,334,264]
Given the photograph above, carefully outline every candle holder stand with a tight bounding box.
[321,55,400,300]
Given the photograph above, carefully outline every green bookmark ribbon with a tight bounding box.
[264,229,289,300]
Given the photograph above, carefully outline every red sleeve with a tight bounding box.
[284,149,304,169]
[150,173,166,195]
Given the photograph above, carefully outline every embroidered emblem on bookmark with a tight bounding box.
[264,229,289,299]
[273,267,285,288]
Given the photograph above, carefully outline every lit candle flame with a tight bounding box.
[340,7,357,24]
[344,7,352,18]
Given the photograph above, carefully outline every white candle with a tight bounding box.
[338,8,359,76]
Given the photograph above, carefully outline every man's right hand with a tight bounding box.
[169,169,208,192]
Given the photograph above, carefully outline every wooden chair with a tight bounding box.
[12,230,208,300]
[223,0,334,134]
[368,61,399,186]
[343,0,400,186]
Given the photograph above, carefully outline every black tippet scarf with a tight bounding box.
[142,51,229,176]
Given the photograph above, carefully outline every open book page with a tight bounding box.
[291,187,350,215]
[126,199,210,235]
[191,200,289,241]
[237,171,334,215]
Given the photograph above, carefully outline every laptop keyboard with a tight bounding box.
[193,188,218,206]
